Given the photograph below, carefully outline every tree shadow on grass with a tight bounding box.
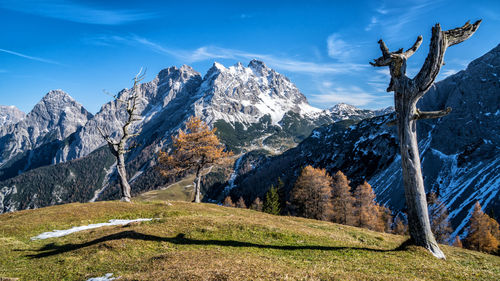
[24,231,410,259]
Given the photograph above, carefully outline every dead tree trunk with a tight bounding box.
[194,165,202,203]
[98,69,145,202]
[370,20,481,259]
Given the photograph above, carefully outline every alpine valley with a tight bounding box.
[0,43,499,241]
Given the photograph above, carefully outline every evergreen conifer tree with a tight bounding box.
[263,185,281,215]
[276,177,287,214]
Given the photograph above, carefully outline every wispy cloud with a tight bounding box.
[326,33,352,61]
[86,34,367,75]
[441,69,459,77]
[0,0,157,25]
[437,68,459,81]
[367,68,391,93]
[376,7,389,15]
[309,86,383,107]
[0,48,60,65]
[365,0,443,38]
[365,16,378,31]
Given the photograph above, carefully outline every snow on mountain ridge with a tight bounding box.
[0,105,25,128]
[194,60,320,125]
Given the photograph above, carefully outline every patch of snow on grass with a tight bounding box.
[87,273,117,281]
[31,218,153,240]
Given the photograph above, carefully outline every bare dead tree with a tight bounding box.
[97,69,145,202]
[370,20,481,259]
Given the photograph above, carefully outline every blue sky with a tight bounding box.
[0,0,499,113]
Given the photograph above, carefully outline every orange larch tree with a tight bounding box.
[331,171,355,226]
[464,202,500,253]
[427,192,453,244]
[158,116,232,203]
[291,165,333,221]
[353,181,385,232]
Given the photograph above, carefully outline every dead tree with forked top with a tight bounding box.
[97,69,145,202]
[370,20,481,259]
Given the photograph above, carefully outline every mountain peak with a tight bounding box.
[213,62,226,71]
[41,89,73,103]
[203,62,227,80]
[158,65,200,84]
[248,59,268,75]
[330,103,358,112]
[248,59,267,69]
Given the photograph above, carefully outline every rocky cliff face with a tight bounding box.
[230,44,500,239]
[0,105,25,127]
[0,90,92,166]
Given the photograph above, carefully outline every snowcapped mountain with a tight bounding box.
[325,103,393,121]
[0,60,392,213]
[0,105,25,127]
[229,44,500,238]
[193,60,320,125]
[0,90,92,166]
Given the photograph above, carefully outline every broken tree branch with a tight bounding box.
[403,35,423,58]
[413,20,481,97]
[413,107,452,121]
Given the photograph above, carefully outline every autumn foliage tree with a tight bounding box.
[452,236,463,248]
[330,171,355,225]
[223,196,235,207]
[236,197,247,208]
[353,181,385,232]
[250,197,263,212]
[428,192,453,244]
[158,116,232,203]
[464,202,500,253]
[291,166,333,221]
[393,214,409,235]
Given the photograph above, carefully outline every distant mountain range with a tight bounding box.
[0,105,25,128]
[1,42,497,239]
[0,60,390,213]
[228,44,500,239]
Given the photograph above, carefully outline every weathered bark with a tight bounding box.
[97,69,145,202]
[371,20,481,259]
[194,165,202,203]
[117,153,132,202]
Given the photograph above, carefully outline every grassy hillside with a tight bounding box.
[0,201,499,280]
[135,175,196,202]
